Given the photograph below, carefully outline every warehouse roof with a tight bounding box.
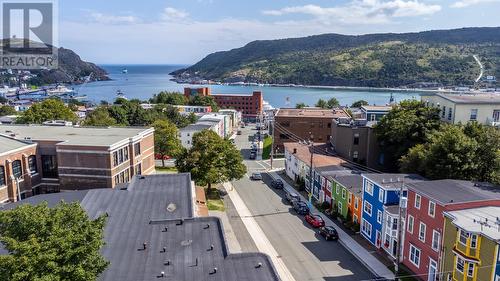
[0,135,35,156]
[406,179,500,205]
[1,174,279,281]
[0,124,153,147]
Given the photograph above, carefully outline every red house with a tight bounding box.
[402,180,500,281]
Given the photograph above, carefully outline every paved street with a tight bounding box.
[229,125,374,281]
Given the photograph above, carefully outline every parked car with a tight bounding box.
[292,201,309,215]
[319,226,339,241]
[249,152,256,160]
[237,130,242,135]
[250,172,262,180]
[271,179,284,189]
[285,190,300,204]
[305,214,325,228]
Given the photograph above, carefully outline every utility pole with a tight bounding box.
[270,120,274,170]
[308,133,314,202]
[395,178,405,281]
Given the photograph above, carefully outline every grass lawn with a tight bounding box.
[205,187,225,211]
[155,166,178,173]
[262,136,273,160]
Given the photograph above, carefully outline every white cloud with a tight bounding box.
[161,7,189,21]
[88,12,138,25]
[262,1,441,24]
[451,0,500,8]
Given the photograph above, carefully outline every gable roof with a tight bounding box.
[406,179,500,205]
[1,174,279,281]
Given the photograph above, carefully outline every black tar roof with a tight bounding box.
[331,175,364,195]
[406,179,500,205]
[1,173,279,281]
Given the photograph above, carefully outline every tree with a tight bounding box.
[374,100,441,171]
[189,95,219,111]
[187,112,197,124]
[153,120,183,166]
[326,97,340,109]
[16,99,77,124]
[83,107,117,127]
[108,105,129,125]
[315,99,328,108]
[150,92,187,105]
[176,130,246,191]
[0,202,109,281]
[351,100,369,108]
[295,102,307,109]
[400,125,479,181]
[0,105,16,116]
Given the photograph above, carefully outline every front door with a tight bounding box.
[376,230,381,248]
[428,258,437,281]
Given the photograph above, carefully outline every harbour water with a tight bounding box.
[78,64,422,108]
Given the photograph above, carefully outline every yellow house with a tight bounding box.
[442,206,500,281]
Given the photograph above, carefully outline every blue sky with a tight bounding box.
[54,0,500,64]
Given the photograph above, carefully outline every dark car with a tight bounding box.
[293,201,309,215]
[271,179,284,189]
[237,130,242,135]
[249,152,256,160]
[319,226,339,241]
[285,190,300,204]
[305,214,326,228]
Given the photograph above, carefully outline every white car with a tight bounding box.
[250,173,262,181]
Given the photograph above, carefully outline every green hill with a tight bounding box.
[172,27,500,87]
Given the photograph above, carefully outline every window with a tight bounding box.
[428,201,436,217]
[28,155,37,174]
[0,166,5,186]
[113,147,130,167]
[470,234,478,248]
[342,189,346,199]
[442,106,446,118]
[409,245,421,267]
[353,151,359,161]
[392,218,398,230]
[448,108,453,121]
[113,151,118,166]
[354,215,358,223]
[459,229,468,246]
[377,210,383,224]
[456,257,464,273]
[415,194,421,209]
[407,215,414,234]
[336,185,340,194]
[134,142,141,156]
[12,160,22,179]
[348,194,352,204]
[135,163,142,176]
[364,201,372,216]
[470,109,478,121]
[338,202,342,213]
[432,230,440,251]
[419,222,426,242]
[41,155,58,178]
[379,190,384,203]
[362,219,372,237]
[366,181,374,195]
[354,199,359,210]
[353,133,360,145]
[467,263,475,277]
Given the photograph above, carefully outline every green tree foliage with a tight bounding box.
[189,95,219,112]
[401,123,500,184]
[150,92,187,105]
[295,102,307,109]
[374,100,441,171]
[0,96,8,104]
[0,105,16,116]
[326,98,340,109]
[176,130,246,190]
[0,202,109,281]
[153,120,183,166]
[83,107,117,127]
[16,99,77,124]
[351,100,369,108]
[315,99,328,109]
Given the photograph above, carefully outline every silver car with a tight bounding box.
[250,172,262,181]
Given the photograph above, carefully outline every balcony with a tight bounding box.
[453,233,480,260]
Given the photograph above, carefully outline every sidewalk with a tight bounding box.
[269,171,395,280]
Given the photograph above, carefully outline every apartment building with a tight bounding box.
[421,93,500,126]
[274,108,350,154]
[0,125,155,194]
[403,180,500,281]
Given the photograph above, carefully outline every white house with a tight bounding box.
[179,123,216,149]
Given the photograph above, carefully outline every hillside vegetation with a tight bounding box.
[172,27,500,87]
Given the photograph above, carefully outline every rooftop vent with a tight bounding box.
[167,203,177,212]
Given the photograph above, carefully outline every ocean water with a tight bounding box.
[77,64,422,108]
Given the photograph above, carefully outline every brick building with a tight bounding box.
[273,108,350,154]
[184,87,263,120]
[0,125,155,198]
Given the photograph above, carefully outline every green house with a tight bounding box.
[329,175,349,219]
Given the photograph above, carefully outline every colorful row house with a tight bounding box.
[313,166,351,204]
[442,206,500,281]
[403,180,500,281]
[360,173,424,252]
[329,174,364,224]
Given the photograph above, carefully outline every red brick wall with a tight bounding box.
[0,144,39,202]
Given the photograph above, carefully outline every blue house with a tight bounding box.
[360,105,392,122]
[360,173,424,248]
